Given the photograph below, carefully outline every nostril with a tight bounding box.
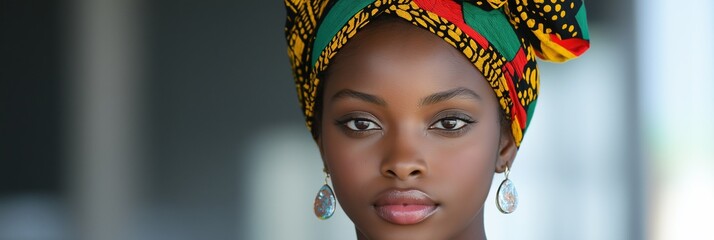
[383,168,423,179]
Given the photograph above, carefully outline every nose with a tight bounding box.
[380,128,428,180]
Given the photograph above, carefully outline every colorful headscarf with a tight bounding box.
[284,0,590,147]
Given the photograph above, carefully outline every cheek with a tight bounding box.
[320,127,381,206]
[437,143,496,196]
[434,142,495,177]
[428,127,501,207]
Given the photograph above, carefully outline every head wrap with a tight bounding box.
[284,0,590,147]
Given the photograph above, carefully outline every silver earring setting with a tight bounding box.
[496,166,518,214]
[313,173,336,220]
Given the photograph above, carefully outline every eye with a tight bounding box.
[430,118,470,130]
[343,119,381,131]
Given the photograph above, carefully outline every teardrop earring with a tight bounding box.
[313,173,336,220]
[496,166,519,214]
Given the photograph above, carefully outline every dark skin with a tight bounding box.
[317,17,517,240]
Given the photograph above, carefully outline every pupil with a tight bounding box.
[355,120,369,130]
[442,119,457,129]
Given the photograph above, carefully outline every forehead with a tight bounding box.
[324,17,493,102]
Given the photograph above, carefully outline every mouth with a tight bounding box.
[373,189,439,225]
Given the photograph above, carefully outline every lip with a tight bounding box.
[373,189,439,225]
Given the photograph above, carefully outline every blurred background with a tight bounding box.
[1,0,712,239]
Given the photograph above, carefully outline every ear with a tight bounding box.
[317,134,329,174]
[495,130,517,173]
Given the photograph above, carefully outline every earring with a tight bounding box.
[313,173,336,220]
[496,166,519,214]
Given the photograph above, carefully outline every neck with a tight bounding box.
[454,209,486,240]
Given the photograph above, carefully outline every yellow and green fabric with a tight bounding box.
[284,0,590,147]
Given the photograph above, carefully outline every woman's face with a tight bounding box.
[319,18,516,240]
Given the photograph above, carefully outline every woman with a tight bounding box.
[284,0,590,239]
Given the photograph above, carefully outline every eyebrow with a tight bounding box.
[331,89,387,106]
[330,87,481,107]
[420,87,481,106]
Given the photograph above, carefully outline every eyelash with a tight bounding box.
[429,117,475,129]
[428,115,476,137]
[337,118,382,131]
[334,114,383,137]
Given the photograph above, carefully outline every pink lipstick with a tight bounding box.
[373,189,438,225]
